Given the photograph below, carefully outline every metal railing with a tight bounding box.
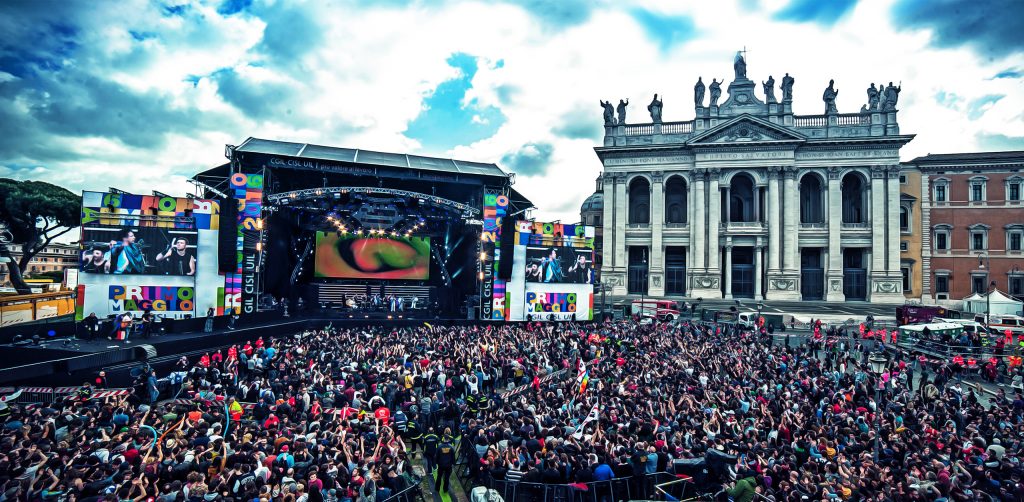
[465,472,689,502]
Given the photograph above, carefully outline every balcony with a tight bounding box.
[723,221,765,233]
[800,222,827,230]
[841,222,871,230]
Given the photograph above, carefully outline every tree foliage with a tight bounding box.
[0,179,80,294]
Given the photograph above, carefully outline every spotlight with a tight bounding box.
[479,252,486,261]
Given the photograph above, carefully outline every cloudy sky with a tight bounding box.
[1,0,1022,222]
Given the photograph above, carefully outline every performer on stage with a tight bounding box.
[108,229,147,274]
[155,237,197,275]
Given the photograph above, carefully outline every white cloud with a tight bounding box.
[1,0,1022,227]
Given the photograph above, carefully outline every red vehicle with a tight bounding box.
[631,299,681,321]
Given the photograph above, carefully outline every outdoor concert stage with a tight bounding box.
[191,137,534,320]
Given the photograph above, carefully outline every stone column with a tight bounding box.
[886,166,901,274]
[870,166,886,275]
[692,171,706,271]
[724,186,731,223]
[686,173,695,293]
[754,245,764,300]
[649,171,665,296]
[723,245,733,299]
[825,167,845,301]
[767,167,781,272]
[782,167,799,272]
[708,169,721,273]
[613,173,628,295]
[753,186,761,223]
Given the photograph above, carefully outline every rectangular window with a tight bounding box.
[1010,232,1022,251]
[972,232,985,250]
[935,275,949,294]
[972,275,987,294]
[971,183,983,202]
[935,232,948,250]
[899,208,909,232]
[900,241,908,251]
[899,174,907,184]
[935,185,947,202]
[901,267,911,292]
[1010,183,1021,201]
[1011,276,1024,296]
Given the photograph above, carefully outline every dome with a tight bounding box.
[581,191,603,212]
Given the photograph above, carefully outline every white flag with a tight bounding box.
[572,400,600,440]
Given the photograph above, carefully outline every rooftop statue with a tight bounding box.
[734,51,747,80]
[694,77,705,107]
[617,98,629,125]
[600,100,615,125]
[763,75,776,103]
[781,73,794,102]
[823,79,839,114]
[882,82,902,111]
[647,94,663,123]
[867,83,880,111]
[709,79,722,107]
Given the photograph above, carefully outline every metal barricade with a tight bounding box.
[467,472,689,502]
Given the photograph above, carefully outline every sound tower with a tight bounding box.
[218,197,237,272]
[497,215,515,279]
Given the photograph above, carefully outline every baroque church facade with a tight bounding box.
[594,55,913,302]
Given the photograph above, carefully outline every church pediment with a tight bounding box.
[687,114,805,145]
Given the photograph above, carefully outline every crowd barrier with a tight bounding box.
[2,385,132,405]
[462,471,690,502]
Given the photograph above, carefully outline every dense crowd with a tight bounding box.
[0,319,1022,501]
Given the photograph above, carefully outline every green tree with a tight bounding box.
[0,179,80,294]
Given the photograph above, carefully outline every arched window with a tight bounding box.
[664,176,687,224]
[841,172,868,224]
[628,177,650,224]
[799,173,824,224]
[729,174,756,222]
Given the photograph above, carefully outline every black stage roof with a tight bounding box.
[192,137,533,210]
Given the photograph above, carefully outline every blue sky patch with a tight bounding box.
[991,67,1022,79]
[629,8,697,52]
[404,53,505,153]
[966,94,1004,120]
[218,0,253,15]
[891,0,1024,58]
[774,0,857,26]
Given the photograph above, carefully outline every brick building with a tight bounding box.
[0,242,79,286]
[908,151,1024,303]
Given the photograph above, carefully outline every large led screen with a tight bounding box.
[80,226,199,276]
[315,232,430,280]
[524,246,594,284]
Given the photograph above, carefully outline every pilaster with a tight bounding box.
[869,166,903,303]
[649,171,665,297]
[723,244,733,299]
[825,166,845,301]
[611,173,628,295]
[765,166,800,300]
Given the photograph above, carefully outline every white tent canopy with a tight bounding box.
[963,290,1023,316]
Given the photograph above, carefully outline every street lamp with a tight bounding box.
[868,350,889,462]
[978,253,995,323]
